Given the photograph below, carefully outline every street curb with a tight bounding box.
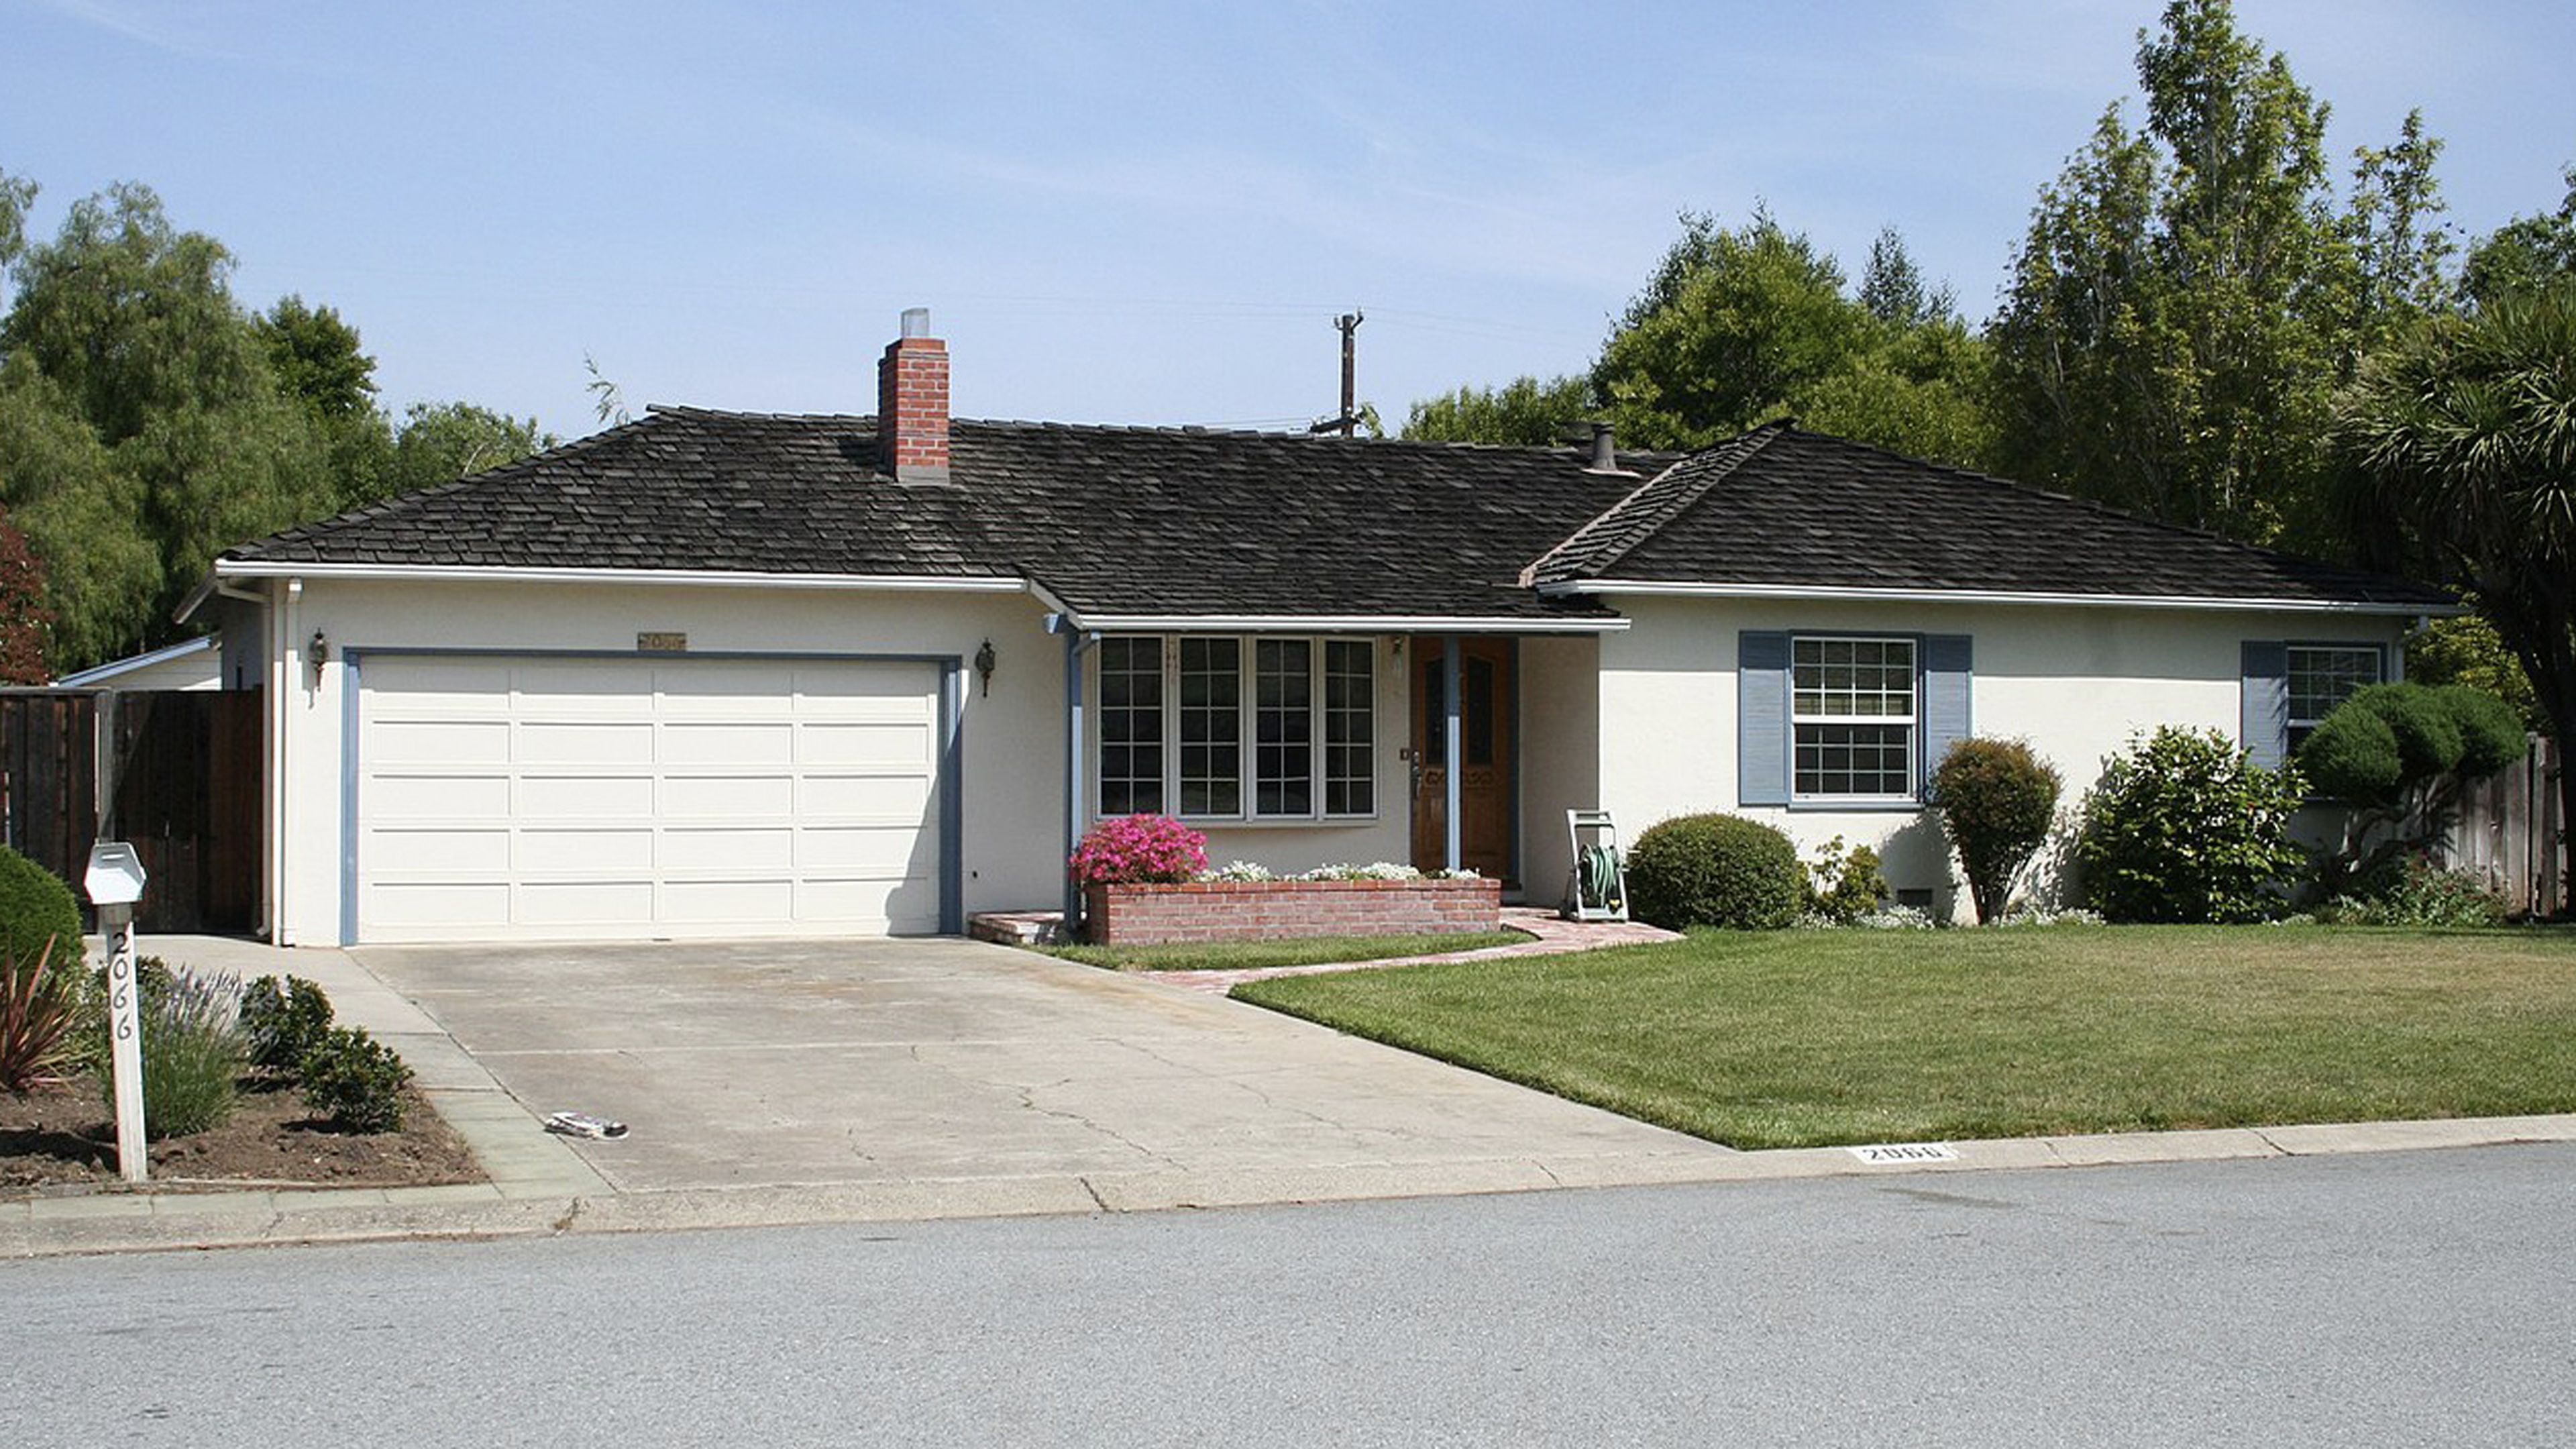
[11,1111,2575,1259]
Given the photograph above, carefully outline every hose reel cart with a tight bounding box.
[1563,809,1629,922]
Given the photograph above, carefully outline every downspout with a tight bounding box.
[1444,635,1462,873]
[1049,614,1095,934]
[274,578,299,945]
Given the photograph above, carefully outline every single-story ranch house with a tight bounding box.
[179,315,2450,945]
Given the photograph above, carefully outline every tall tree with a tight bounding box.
[0,181,334,664]
[1990,0,2441,547]
[388,401,552,496]
[2334,286,2576,900]
[257,295,377,421]
[2458,166,2576,307]
[1591,208,1866,449]
[1401,375,1593,446]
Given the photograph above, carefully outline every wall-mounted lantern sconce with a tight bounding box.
[308,629,330,686]
[974,638,997,697]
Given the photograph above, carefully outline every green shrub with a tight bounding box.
[1625,813,1803,930]
[2298,704,2404,804]
[2298,682,2526,805]
[2433,685,2528,777]
[299,1026,413,1134]
[1,935,84,1094]
[0,843,83,974]
[1929,737,2063,924]
[1801,835,1886,922]
[2322,855,2509,927]
[239,974,336,1072]
[2078,727,2306,924]
[91,959,245,1139]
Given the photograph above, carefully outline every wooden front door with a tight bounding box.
[1410,637,1514,882]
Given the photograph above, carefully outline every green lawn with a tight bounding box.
[1229,925,2576,1148]
[1041,928,1527,973]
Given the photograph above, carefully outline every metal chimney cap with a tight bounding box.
[900,307,932,339]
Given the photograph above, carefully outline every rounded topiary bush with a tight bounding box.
[0,842,84,970]
[2342,683,2462,781]
[2297,704,2404,804]
[1929,737,2063,924]
[1623,812,1803,930]
[2433,685,2527,777]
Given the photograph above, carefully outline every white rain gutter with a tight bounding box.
[208,561,1030,592]
[1042,610,1628,634]
[1536,578,2459,618]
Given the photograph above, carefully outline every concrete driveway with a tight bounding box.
[350,936,1731,1210]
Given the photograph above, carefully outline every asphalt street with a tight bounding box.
[13,1143,2573,1447]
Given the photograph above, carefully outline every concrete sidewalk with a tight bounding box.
[9,934,2575,1258]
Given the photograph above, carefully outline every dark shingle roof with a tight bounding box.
[230,409,1668,621]
[227,409,2448,616]
[1527,423,2453,608]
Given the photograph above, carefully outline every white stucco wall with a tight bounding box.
[1593,594,2410,916]
[1516,634,1602,910]
[265,577,1069,944]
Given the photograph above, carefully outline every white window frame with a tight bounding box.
[2286,643,2386,754]
[1095,635,1377,824]
[1790,635,1919,802]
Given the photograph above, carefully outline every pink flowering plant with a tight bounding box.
[1070,813,1208,886]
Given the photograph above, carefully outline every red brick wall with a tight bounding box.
[1085,878,1501,945]
[877,334,949,478]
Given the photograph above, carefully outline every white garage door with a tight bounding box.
[353,654,947,943]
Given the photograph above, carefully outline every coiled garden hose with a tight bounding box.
[1577,843,1623,911]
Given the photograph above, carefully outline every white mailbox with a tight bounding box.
[85,841,148,908]
[86,840,150,1183]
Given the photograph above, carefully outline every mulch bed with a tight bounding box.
[1,1071,484,1197]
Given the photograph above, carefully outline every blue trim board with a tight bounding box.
[938,658,965,936]
[339,651,362,945]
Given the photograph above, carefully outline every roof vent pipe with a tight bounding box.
[1586,420,1618,474]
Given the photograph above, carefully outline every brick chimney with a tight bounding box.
[877,307,950,483]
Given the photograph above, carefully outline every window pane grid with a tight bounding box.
[1097,637,1163,815]
[1324,640,1373,816]
[2288,647,2382,727]
[1254,639,1313,817]
[1178,637,1241,816]
[1791,636,1916,798]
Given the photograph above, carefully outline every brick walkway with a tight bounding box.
[1148,907,1681,995]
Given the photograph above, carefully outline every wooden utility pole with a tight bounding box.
[1310,309,1365,436]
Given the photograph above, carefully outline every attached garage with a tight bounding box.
[347,653,958,943]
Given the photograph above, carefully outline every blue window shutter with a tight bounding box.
[2242,641,2289,769]
[1920,635,1973,792]
[1738,631,1790,806]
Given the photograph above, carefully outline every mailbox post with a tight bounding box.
[85,842,149,1184]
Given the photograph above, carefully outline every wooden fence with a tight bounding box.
[0,690,263,934]
[2418,734,2565,918]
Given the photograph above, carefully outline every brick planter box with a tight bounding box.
[1084,877,1502,945]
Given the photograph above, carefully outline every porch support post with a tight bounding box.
[1059,623,1087,934]
[1443,634,1462,873]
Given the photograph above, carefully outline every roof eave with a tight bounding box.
[1536,578,2457,617]
[209,559,1029,593]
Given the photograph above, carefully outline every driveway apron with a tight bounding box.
[350,936,1729,1199]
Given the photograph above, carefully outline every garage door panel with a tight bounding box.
[661,877,798,922]
[519,720,654,763]
[798,722,933,767]
[798,773,934,817]
[659,772,796,817]
[661,720,794,765]
[515,879,658,925]
[520,773,656,818]
[662,827,795,871]
[356,654,944,942]
[367,881,515,930]
[370,773,513,819]
[517,828,656,873]
[365,826,511,874]
[368,719,512,764]
[798,824,932,871]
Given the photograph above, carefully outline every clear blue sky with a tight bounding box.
[7,1,2573,443]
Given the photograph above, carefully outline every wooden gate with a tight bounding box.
[2419,735,2566,919]
[0,690,263,934]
